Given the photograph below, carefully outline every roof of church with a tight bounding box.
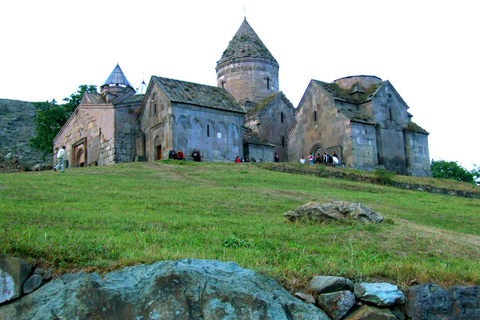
[311,80,384,124]
[312,79,385,105]
[80,91,144,106]
[246,91,293,116]
[217,18,278,68]
[102,64,134,89]
[152,76,246,114]
[407,121,429,134]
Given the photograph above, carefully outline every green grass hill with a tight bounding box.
[1,161,479,291]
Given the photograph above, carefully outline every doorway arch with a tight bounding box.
[154,135,162,160]
[310,143,324,158]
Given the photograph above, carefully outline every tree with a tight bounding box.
[431,160,476,184]
[62,85,97,115]
[29,100,68,157]
[29,85,97,156]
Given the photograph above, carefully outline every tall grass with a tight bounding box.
[1,161,479,290]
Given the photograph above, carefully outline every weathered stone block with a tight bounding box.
[0,257,33,304]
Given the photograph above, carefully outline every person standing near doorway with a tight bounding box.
[55,146,66,173]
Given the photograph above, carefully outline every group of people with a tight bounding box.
[301,151,339,166]
[234,156,261,163]
[168,148,201,162]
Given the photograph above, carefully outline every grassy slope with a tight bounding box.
[1,161,479,291]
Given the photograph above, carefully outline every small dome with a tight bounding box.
[102,64,133,89]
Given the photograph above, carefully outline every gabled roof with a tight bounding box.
[334,102,375,125]
[151,76,246,114]
[80,91,143,106]
[217,18,278,68]
[81,92,105,105]
[295,80,377,124]
[102,64,133,89]
[312,79,385,105]
[407,121,429,135]
[246,91,293,116]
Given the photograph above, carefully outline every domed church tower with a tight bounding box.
[216,18,279,110]
[100,64,135,103]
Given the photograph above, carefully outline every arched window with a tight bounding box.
[313,111,317,123]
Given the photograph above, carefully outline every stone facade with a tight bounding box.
[52,20,430,177]
[244,92,295,162]
[53,65,142,167]
[288,76,432,176]
[138,76,245,162]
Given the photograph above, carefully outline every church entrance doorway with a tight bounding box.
[72,138,87,167]
[156,145,162,160]
[310,143,324,159]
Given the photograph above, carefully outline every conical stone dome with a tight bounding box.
[216,19,279,105]
[217,18,278,69]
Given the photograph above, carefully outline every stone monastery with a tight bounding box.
[53,18,432,177]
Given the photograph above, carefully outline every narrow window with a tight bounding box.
[221,81,225,89]
[280,112,284,123]
[266,77,270,90]
[282,136,285,147]
[313,111,317,123]
[207,125,210,137]
[389,108,393,121]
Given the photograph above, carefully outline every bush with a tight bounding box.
[431,160,476,184]
[374,169,395,185]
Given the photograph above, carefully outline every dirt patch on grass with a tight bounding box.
[381,218,480,260]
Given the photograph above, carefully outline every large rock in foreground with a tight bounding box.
[0,259,329,320]
[0,257,33,304]
[284,201,384,224]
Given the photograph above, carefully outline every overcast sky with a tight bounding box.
[1,1,478,170]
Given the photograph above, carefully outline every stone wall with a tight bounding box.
[0,155,24,173]
[266,163,480,200]
[139,85,245,163]
[368,84,410,174]
[243,142,274,162]
[139,84,173,162]
[2,258,479,319]
[216,57,279,105]
[244,93,295,162]
[53,105,116,166]
[114,107,140,163]
[405,131,432,177]
[173,103,244,162]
